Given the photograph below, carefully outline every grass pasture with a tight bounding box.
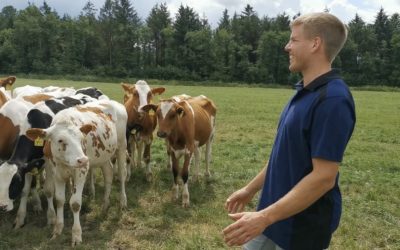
[0,78,399,249]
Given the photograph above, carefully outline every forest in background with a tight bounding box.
[0,1,399,86]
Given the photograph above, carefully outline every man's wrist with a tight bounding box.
[260,205,279,227]
[243,184,259,197]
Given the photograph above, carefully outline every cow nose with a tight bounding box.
[157,131,167,138]
[0,205,7,212]
[77,157,89,167]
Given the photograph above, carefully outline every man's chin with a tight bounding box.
[288,66,299,73]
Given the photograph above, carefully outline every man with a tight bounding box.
[223,12,356,250]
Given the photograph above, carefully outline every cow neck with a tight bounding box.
[8,135,41,166]
[141,113,156,135]
[7,108,53,166]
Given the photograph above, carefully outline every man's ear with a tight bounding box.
[312,36,322,50]
[80,124,95,135]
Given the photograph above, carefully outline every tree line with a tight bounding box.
[0,1,399,86]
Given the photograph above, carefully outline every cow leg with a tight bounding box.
[181,153,192,208]
[52,175,66,240]
[44,161,56,226]
[129,136,137,168]
[125,150,132,182]
[100,162,113,212]
[31,176,43,213]
[70,167,88,247]
[123,135,135,182]
[143,140,152,182]
[165,140,171,169]
[136,140,144,169]
[88,167,95,199]
[117,149,127,209]
[204,132,214,178]
[14,174,33,229]
[171,154,180,202]
[193,145,201,182]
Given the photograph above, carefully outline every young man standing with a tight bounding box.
[223,12,356,249]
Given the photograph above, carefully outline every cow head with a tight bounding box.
[0,158,45,212]
[142,100,185,139]
[26,122,95,169]
[122,80,165,131]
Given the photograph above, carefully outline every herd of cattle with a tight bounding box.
[0,76,216,246]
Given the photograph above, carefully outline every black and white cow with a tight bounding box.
[0,93,100,228]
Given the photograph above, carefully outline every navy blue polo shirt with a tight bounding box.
[258,69,356,250]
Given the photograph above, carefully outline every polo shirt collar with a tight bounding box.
[293,69,341,91]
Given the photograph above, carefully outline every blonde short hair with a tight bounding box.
[291,12,348,62]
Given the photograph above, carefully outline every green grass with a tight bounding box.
[0,78,399,249]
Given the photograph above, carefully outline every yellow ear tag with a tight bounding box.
[5,84,12,91]
[34,137,44,147]
[149,110,155,116]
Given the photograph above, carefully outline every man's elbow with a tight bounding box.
[311,158,339,192]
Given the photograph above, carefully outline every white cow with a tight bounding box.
[26,99,127,246]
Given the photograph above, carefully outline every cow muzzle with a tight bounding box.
[76,156,89,168]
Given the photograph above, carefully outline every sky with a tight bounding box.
[1,0,400,28]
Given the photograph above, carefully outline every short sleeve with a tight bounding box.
[310,97,355,162]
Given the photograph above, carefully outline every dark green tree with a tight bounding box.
[257,31,290,84]
[217,9,230,31]
[173,5,202,69]
[185,28,214,78]
[213,28,236,80]
[271,12,290,32]
[146,3,171,67]
[0,6,17,30]
[78,1,101,70]
[99,0,116,69]
[113,0,141,75]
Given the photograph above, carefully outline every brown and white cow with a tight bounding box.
[26,99,127,246]
[122,80,165,181]
[142,95,216,207]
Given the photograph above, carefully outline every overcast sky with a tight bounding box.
[1,0,400,28]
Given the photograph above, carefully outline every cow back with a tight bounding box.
[179,97,216,147]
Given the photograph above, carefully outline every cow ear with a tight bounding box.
[26,128,48,141]
[142,104,158,113]
[151,87,165,95]
[176,106,185,118]
[9,76,16,85]
[80,124,95,135]
[121,83,133,93]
